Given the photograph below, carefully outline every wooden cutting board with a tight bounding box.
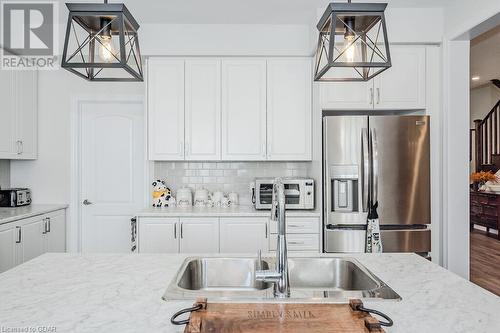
[182,298,385,333]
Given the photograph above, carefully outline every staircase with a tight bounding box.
[473,99,500,172]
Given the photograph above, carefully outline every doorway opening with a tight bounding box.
[469,24,500,296]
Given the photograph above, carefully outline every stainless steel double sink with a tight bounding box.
[163,257,400,302]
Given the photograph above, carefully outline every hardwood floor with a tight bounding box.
[470,230,500,296]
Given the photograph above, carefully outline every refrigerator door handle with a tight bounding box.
[371,128,379,205]
[361,128,370,212]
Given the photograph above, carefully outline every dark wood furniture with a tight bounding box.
[470,190,500,240]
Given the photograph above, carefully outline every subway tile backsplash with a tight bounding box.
[154,162,312,205]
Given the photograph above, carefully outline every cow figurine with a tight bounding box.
[152,179,171,207]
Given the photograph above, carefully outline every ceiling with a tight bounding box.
[470,25,500,89]
[57,0,450,24]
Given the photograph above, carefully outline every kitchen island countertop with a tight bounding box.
[0,253,498,333]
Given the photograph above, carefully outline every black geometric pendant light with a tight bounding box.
[314,0,391,82]
[61,0,143,81]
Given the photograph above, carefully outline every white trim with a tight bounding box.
[69,94,146,253]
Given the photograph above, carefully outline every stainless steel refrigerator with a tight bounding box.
[323,115,431,255]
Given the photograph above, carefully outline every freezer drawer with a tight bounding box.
[324,227,431,253]
[381,229,431,253]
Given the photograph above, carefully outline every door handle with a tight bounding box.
[370,128,379,205]
[83,199,92,205]
[361,128,370,212]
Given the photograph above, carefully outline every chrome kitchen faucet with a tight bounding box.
[255,178,290,298]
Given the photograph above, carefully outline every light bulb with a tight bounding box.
[99,38,115,62]
[344,35,356,63]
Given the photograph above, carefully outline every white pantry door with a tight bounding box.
[80,100,144,252]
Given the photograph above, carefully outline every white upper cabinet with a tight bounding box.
[179,218,219,253]
[185,59,221,160]
[0,69,37,159]
[222,59,267,161]
[374,45,426,110]
[319,45,427,111]
[267,58,312,161]
[15,70,38,159]
[147,58,185,160]
[0,70,15,158]
[320,81,374,110]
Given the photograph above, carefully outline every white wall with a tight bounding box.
[470,84,500,126]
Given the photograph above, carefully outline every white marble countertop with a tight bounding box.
[0,204,68,225]
[0,253,498,333]
[137,205,321,217]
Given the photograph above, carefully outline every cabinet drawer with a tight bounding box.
[269,234,319,252]
[269,217,319,234]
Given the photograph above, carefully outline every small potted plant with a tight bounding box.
[470,171,498,191]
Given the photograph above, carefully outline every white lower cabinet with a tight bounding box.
[0,224,16,273]
[0,209,66,273]
[20,218,45,263]
[138,217,179,253]
[219,217,269,253]
[44,210,66,253]
[269,217,320,253]
[138,217,220,253]
[179,218,219,253]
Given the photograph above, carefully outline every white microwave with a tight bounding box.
[253,178,314,210]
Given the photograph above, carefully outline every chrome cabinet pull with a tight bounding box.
[265,223,268,238]
[376,88,380,104]
[42,218,48,234]
[174,223,177,239]
[288,241,304,245]
[16,226,22,243]
[288,224,301,228]
[369,88,374,105]
[180,223,183,239]
[16,140,22,154]
[47,217,51,233]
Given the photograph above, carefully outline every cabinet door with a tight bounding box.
[20,219,44,263]
[179,217,219,253]
[14,70,38,159]
[0,69,16,158]
[138,217,179,253]
[319,81,373,110]
[374,46,426,110]
[0,224,16,273]
[185,59,221,160]
[219,217,269,253]
[45,210,66,253]
[147,58,185,160]
[222,59,267,160]
[267,58,312,161]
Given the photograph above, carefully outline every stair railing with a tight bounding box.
[474,99,500,171]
